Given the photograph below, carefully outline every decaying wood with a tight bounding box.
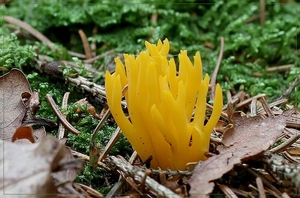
[105,156,181,198]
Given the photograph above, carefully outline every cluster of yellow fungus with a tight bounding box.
[105,39,223,170]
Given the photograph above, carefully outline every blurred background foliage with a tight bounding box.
[0,0,299,100]
[0,0,300,193]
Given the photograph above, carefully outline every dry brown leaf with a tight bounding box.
[0,135,84,197]
[12,125,36,143]
[0,69,31,140]
[188,110,293,197]
[22,90,57,129]
[11,126,46,144]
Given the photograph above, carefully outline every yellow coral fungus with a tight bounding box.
[105,39,223,170]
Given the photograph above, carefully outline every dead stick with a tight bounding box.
[270,131,300,153]
[279,74,300,99]
[3,15,86,59]
[3,15,53,48]
[210,36,224,100]
[98,127,121,162]
[105,156,181,198]
[58,92,70,139]
[89,109,111,167]
[260,0,266,26]
[78,29,93,59]
[256,177,266,198]
[46,94,81,135]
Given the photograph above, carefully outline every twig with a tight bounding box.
[46,94,81,135]
[89,109,111,167]
[245,12,269,23]
[98,127,121,162]
[105,156,181,198]
[217,184,238,198]
[3,15,53,48]
[256,177,266,198]
[4,23,35,40]
[129,151,139,164]
[105,180,125,198]
[260,0,266,26]
[71,149,110,171]
[260,96,274,117]
[83,49,114,64]
[250,97,257,115]
[286,117,300,128]
[235,93,266,110]
[65,75,127,107]
[279,74,300,99]
[78,29,93,59]
[91,25,98,57]
[257,98,288,114]
[58,92,70,139]
[246,167,282,197]
[75,183,104,198]
[230,188,252,197]
[282,151,300,163]
[210,36,224,100]
[270,130,300,153]
[3,15,86,59]
[140,169,152,194]
[266,64,294,72]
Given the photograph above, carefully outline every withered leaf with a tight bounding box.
[12,126,36,143]
[11,126,46,144]
[188,110,293,197]
[0,135,83,197]
[0,69,31,140]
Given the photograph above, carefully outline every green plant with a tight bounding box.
[0,33,36,70]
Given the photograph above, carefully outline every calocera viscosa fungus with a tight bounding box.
[105,39,223,170]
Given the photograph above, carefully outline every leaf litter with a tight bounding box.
[188,108,294,197]
[2,69,298,197]
[1,16,300,197]
[0,68,31,140]
[0,69,86,197]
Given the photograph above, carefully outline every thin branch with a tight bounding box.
[46,94,81,135]
[89,109,111,167]
[3,15,53,47]
[78,29,93,59]
[58,92,70,139]
[279,74,300,99]
[260,0,266,26]
[256,177,266,198]
[98,127,121,162]
[3,15,86,58]
[210,36,224,100]
[105,156,181,198]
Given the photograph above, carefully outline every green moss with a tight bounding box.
[1,0,300,193]
[0,33,36,70]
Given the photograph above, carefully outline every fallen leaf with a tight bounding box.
[33,126,47,141]
[11,126,46,144]
[12,126,36,143]
[22,90,57,129]
[1,69,56,141]
[188,110,293,197]
[0,135,84,197]
[0,69,31,140]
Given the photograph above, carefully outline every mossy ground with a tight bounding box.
[0,0,299,195]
